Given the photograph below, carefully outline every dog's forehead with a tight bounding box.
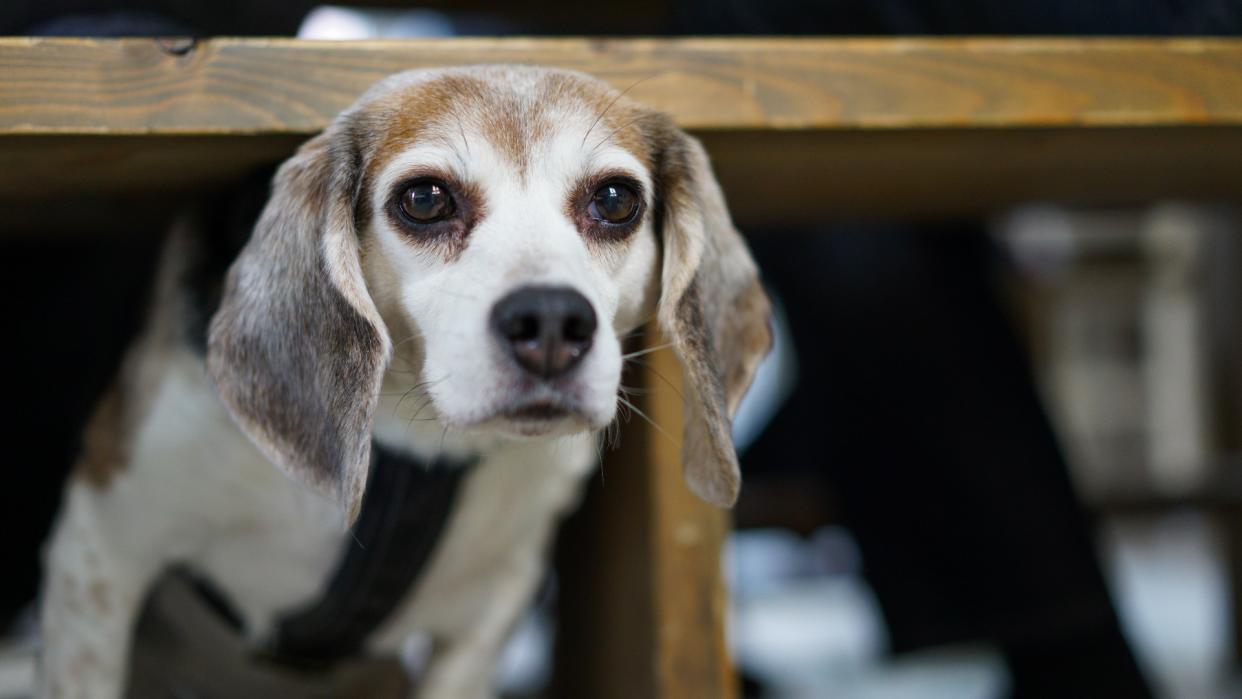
[360,67,655,181]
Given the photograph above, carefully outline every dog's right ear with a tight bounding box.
[648,115,773,509]
[207,119,390,524]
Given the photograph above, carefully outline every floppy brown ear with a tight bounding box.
[207,120,390,524]
[652,119,773,507]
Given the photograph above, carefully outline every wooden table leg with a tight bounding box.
[554,328,736,698]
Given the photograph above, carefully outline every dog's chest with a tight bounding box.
[141,350,595,648]
[204,445,592,652]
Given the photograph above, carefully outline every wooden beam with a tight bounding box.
[644,339,735,698]
[554,329,735,699]
[3,37,1242,135]
[4,38,1242,223]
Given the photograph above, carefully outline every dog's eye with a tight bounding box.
[399,182,455,222]
[588,183,640,224]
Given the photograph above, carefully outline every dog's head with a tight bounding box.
[207,66,770,522]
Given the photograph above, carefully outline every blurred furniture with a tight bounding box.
[3,37,1242,696]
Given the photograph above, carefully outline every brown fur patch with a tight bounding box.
[538,71,659,169]
[75,384,133,488]
[364,69,660,192]
[364,71,559,185]
[364,73,489,185]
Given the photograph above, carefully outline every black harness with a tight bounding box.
[269,443,471,666]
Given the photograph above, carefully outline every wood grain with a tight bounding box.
[4,38,1242,224]
[2,37,1242,135]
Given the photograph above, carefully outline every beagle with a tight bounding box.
[39,65,771,698]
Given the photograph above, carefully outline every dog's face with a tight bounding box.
[208,66,770,522]
[359,68,661,439]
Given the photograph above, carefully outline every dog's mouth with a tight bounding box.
[464,395,599,438]
[502,399,573,421]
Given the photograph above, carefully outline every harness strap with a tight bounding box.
[270,444,471,665]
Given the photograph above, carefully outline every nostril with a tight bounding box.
[502,314,541,343]
[563,314,595,344]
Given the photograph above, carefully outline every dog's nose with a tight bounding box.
[491,286,597,379]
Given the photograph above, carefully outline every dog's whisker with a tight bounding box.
[394,375,448,415]
[455,108,472,157]
[393,388,421,414]
[580,74,652,149]
[591,112,655,155]
[403,376,449,427]
[403,385,449,438]
[617,316,660,345]
[437,424,451,456]
[615,394,677,447]
[622,357,686,402]
[408,396,437,426]
[392,374,449,424]
[399,392,434,419]
[593,432,609,487]
[603,420,618,452]
[391,333,425,352]
[621,342,674,360]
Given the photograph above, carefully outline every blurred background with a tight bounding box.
[3,2,1242,698]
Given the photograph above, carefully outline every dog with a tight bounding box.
[38,65,771,698]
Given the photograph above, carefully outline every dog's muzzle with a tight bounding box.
[491,285,597,380]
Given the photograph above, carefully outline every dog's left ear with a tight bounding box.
[650,116,773,507]
[207,117,390,524]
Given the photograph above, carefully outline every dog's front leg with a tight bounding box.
[39,480,165,699]
[414,565,543,699]
[416,634,502,699]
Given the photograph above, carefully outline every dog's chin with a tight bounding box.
[458,399,610,440]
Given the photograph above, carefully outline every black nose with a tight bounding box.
[491,286,598,379]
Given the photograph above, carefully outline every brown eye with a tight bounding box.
[399,181,455,222]
[588,183,640,224]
